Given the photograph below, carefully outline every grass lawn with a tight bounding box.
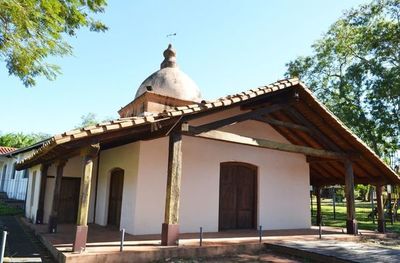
[0,201,24,216]
[311,198,400,233]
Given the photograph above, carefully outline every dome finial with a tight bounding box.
[160,44,177,69]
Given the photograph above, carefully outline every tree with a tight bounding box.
[0,132,50,148]
[286,0,400,158]
[0,0,108,87]
[75,112,114,128]
[76,112,98,128]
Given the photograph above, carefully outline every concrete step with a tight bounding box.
[265,243,351,263]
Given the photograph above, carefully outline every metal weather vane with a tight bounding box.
[166,33,177,38]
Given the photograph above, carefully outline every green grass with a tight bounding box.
[0,201,24,216]
[311,198,400,233]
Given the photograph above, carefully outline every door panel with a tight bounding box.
[59,177,81,223]
[108,169,124,228]
[219,163,256,230]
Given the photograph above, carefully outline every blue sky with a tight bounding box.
[0,0,368,135]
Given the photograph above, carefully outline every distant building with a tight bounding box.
[0,142,46,201]
[16,45,400,253]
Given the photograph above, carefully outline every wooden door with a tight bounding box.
[108,169,124,228]
[59,177,81,223]
[219,163,257,231]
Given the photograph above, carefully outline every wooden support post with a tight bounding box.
[332,188,336,220]
[36,164,49,224]
[48,160,67,233]
[316,187,322,226]
[370,187,375,225]
[344,160,357,234]
[73,144,99,253]
[388,185,393,225]
[161,132,182,246]
[376,185,385,233]
[310,189,314,217]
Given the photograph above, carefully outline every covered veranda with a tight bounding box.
[22,217,389,263]
[16,78,400,254]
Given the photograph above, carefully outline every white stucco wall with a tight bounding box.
[131,125,310,234]
[133,138,168,235]
[25,165,42,222]
[94,106,310,235]
[95,142,140,234]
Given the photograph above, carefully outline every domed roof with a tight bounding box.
[135,44,202,102]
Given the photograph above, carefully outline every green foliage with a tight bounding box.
[0,0,108,87]
[77,112,98,128]
[311,199,400,233]
[355,185,369,201]
[286,0,400,158]
[76,112,115,128]
[0,132,49,148]
[0,201,23,216]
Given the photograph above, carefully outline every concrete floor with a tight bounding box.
[20,219,394,263]
[268,239,400,263]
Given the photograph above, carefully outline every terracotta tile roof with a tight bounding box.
[160,78,298,118]
[17,78,298,169]
[15,77,400,185]
[0,146,17,155]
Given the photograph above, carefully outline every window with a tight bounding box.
[23,169,29,179]
[11,163,16,179]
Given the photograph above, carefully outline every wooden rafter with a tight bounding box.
[296,102,392,182]
[189,104,291,134]
[259,118,340,184]
[253,116,311,133]
[184,128,351,160]
[286,108,347,152]
[311,165,341,183]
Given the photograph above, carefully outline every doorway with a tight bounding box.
[107,168,124,228]
[219,162,257,231]
[59,177,81,223]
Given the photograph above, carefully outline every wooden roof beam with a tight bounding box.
[253,116,312,133]
[184,128,352,160]
[285,108,353,154]
[189,104,291,134]
[295,102,396,183]
[307,156,381,183]
[311,163,343,181]
[294,104,393,182]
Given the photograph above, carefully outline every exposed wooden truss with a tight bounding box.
[184,128,352,160]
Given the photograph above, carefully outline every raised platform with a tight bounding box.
[21,219,394,263]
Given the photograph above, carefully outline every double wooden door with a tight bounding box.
[59,177,81,223]
[219,162,257,231]
[108,169,124,228]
